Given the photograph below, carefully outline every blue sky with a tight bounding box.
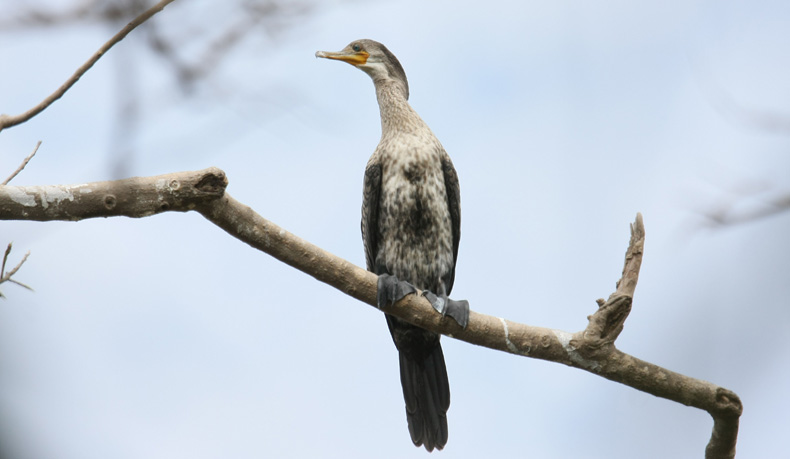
[2,0,789,457]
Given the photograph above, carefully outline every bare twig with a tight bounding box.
[7,278,34,291]
[3,141,42,185]
[583,213,644,345]
[1,242,11,275]
[0,0,177,133]
[0,170,743,457]
[0,250,30,282]
[0,243,32,297]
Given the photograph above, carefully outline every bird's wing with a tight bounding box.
[362,160,382,273]
[441,156,461,295]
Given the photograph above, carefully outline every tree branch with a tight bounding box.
[3,141,42,185]
[699,190,790,228]
[0,243,33,298]
[0,167,226,221]
[0,0,177,133]
[0,169,742,457]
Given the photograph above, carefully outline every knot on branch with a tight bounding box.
[713,387,743,418]
[706,388,742,459]
[151,168,227,214]
[195,169,228,194]
[583,294,633,348]
[104,194,117,209]
[0,167,230,222]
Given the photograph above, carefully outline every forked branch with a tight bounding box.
[0,169,742,458]
[0,243,33,297]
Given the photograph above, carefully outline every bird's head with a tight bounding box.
[316,39,409,99]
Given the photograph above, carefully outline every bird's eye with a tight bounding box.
[352,44,361,52]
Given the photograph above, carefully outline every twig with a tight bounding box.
[0,243,32,297]
[7,278,34,290]
[1,243,11,275]
[3,140,42,185]
[0,0,177,133]
[0,250,30,282]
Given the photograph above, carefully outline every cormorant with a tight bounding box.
[316,39,469,452]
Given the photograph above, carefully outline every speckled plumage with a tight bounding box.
[319,39,461,452]
[368,105,457,292]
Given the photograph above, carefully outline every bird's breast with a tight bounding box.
[375,140,454,291]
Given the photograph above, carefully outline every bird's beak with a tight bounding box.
[315,49,370,66]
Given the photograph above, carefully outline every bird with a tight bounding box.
[316,39,469,452]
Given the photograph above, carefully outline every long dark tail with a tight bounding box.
[398,343,450,451]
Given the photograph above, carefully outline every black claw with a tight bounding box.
[422,290,444,314]
[445,299,470,329]
[376,274,392,309]
[422,290,470,329]
[377,274,416,309]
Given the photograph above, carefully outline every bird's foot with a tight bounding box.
[377,274,417,309]
[422,291,470,329]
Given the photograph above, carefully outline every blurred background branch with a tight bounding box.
[0,0,329,177]
[692,68,790,229]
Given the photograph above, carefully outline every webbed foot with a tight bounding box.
[377,274,417,309]
[422,291,470,329]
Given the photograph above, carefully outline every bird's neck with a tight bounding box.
[374,79,423,136]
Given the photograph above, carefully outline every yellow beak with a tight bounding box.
[315,49,370,66]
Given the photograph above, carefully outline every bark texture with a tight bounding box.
[0,168,227,221]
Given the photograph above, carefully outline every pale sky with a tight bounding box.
[1,0,789,457]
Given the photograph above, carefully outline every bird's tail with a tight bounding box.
[398,343,450,452]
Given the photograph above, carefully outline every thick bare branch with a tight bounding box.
[0,0,176,133]
[195,193,741,458]
[0,170,742,457]
[0,168,226,221]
